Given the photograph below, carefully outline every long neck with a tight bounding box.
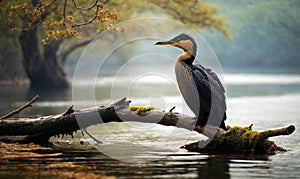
[178,52,195,66]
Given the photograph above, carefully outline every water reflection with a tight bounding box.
[56,143,271,178]
[0,139,273,179]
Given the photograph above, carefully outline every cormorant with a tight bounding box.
[155,33,227,131]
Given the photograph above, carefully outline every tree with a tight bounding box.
[0,0,229,89]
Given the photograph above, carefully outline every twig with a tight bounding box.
[63,0,67,26]
[71,0,98,11]
[169,106,175,112]
[72,3,100,28]
[45,0,57,8]
[0,95,40,119]
[63,105,74,116]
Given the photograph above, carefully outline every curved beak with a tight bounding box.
[155,41,174,46]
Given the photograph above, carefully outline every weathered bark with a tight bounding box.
[0,98,295,150]
[0,97,223,143]
[259,125,295,139]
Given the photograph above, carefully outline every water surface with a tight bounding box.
[0,72,300,178]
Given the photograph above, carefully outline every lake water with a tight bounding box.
[1,72,300,178]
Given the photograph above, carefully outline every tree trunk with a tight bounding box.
[19,29,69,89]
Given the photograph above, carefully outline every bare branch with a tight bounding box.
[45,0,57,8]
[259,125,296,140]
[57,37,94,64]
[0,95,40,119]
[63,105,74,116]
[63,0,67,26]
[169,106,175,112]
[72,4,100,29]
[71,0,98,11]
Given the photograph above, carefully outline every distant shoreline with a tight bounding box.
[0,78,29,86]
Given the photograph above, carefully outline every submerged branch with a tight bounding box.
[0,95,40,119]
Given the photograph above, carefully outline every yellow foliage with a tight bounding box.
[1,0,229,44]
[2,0,120,44]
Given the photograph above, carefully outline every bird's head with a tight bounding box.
[155,33,197,65]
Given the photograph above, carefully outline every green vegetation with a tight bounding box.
[203,0,300,68]
[185,126,286,154]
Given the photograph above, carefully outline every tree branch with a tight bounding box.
[259,125,296,140]
[57,37,94,64]
[72,4,100,29]
[45,0,57,8]
[71,0,99,11]
[0,95,40,119]
[63,0,67,26]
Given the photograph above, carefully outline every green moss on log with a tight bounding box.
[184,126,286,154]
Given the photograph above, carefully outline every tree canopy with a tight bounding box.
[0,0,229,87]
[1,0,229,44]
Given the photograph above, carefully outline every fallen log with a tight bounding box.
[183,125,295,154]
[0,97,296,154]
[0,97,221,142]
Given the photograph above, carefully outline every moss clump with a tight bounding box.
[129,106,158,114]
[184,126,286,154]
[222,125,261,151]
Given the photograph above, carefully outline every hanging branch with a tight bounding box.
[0,95,40,119]
[72,3,101,29]
[71,0,99,11]
[45,0,57,8]
[63,0,67,26]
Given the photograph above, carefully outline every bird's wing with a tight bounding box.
[190,65,212,111]
[191,64,227,125]
[204,68,226,96]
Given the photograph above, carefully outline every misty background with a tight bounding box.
[61,0,300,76]
[1,0,299,81]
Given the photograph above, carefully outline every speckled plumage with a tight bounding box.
[175,60,200,116]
